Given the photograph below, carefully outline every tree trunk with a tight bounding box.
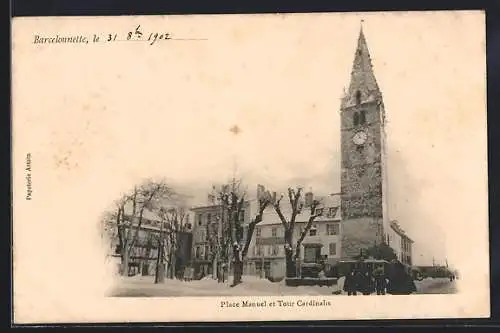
[170,255,177,279]
[155,263,166,283]
[285,248,295,278]
[231,250,243,287]
[212,255,219,280]
[155,241,165,283]
[167,250,174,279]
[284,229,296,278]
[233,260,243,286]
[120,248,130,276]
[141,261,149,276]
[295,247,301,278]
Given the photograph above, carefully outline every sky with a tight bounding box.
[14,11,487,270]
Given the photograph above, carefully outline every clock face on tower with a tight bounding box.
[352,130,368,145]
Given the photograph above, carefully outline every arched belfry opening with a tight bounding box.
[360,110,366,124]
[355,90,362,105]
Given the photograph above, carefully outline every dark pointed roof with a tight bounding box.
[341,26,382,108]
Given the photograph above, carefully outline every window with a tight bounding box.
[239,210,245,222]
[360,110,366,124]
[309,226,317,236]
[353,112,359,126]
[326,223,340,236]
[272,227,277,237]
[197,214,202,226]
[355,90,362,105]
[328,207,338,217]
[199,230,206,242]
[329,243,337,255]
[315,208,324,216]
[256,228,261,237]
[256,246,263,256]
[272,245,279,256]
[207,213,211,224]
[195,246,201,259]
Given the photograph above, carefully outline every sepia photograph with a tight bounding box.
[12,10,488,323]
[102,25,459,298]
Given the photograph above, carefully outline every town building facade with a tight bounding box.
[190,201,252,279]
[104,208,192,277]
[104,216,163,276]
[243,193,342,279]
[387,220,414,266]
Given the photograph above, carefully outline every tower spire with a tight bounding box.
[341,23,381,109]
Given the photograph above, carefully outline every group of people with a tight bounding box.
[343,260,417,295]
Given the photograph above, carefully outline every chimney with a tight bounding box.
[304,192,313,207]
[207,194,215,204]
[257,184,265,199]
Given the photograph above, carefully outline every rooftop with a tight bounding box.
[390,220,414,243]
[188,190,342,226]
[253,193,341,226]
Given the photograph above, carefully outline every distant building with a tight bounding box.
[190,205,218,277]
[104,206,192,277]
[190,201,252,278]
[387,220,414,266]
[105,216,165,276]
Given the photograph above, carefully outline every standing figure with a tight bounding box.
[344,267,359,296]
[387,261,416,295]
[360,270,372,295]
[372,264,387,295]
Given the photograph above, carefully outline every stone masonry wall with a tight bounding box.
[340,217,383,259]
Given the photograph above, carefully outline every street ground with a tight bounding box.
[109,275,458,297]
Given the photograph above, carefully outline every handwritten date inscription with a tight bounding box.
[100,25,171,45]
[98,24,207,46]
[32,25,205,47]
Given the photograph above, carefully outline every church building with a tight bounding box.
[339,26,412,260]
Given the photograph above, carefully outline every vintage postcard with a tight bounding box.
[12,10,489,323]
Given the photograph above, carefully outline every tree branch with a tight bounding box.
[125,187,138,242]
[116,206,124,252]
[242,198,270,257]
[289,187,303,233]
[294,199,321,258]
[128,184,161,253]
[272,194,289,230]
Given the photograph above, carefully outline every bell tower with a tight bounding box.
[339,25,390,259]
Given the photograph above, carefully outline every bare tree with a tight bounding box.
[158,205,189,281]
[241,186,273,260]
[215,182,272,286]
[271,187,321,278]
[293,199,322,277]
[112,179,175,276]
[206,184,232,283]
